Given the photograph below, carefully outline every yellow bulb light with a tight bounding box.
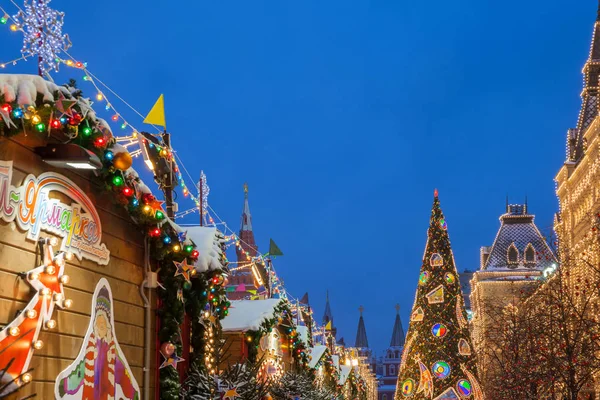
[46,319,57,329]
[26,309,37,319]
[21,373,32,384]
[33,340,43,349]
[60,275,70,284]
[9,327,20,336]
[64,299,73,308]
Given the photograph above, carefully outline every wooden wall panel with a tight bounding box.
[0,136,157,399]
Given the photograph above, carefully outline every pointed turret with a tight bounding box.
[390,304,405,348]
[570,2,600,160]
[355,306,369,348]
[322,290,333,326]
[235,183,258,263]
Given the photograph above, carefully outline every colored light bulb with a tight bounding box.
[163,236,172,244]
[82,126,92,136]
[173,244,181,252]
[60,116,67,124]
[112,176,124,186]
[96,93,103,101]
[10,24,17,31]
[155,210,164,220]
[192,250,199,258]
[123,187,133,196]
[105,151,114,161]
[31,115,41,124]
[0,15,8,24]
[132,198,139,207]
[185,245,193,253]
[95,137,106,147]
[111,114,119,121]
[1,103,11,113]
[51,119,61,129]
[12,108,23,118]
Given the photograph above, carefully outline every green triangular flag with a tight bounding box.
[268,239,284,257]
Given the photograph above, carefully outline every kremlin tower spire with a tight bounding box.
[354,306,369,348]
[389,304,405,348]
[236,183,258,263]
[228,184,260,300]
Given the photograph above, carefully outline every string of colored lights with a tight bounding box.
[2,0,330,344]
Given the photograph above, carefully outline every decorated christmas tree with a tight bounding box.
[396,191,482,400]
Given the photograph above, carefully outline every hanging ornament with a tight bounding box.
[173,259,193,282]
[401,378,415,397]
[432,361,451,379]
[159,352,184,369]
[458,338,471,356]
[430,253,444,267]
[112,151,133,171]
[55,92,76,117]
[416,359,433,397]
[439,218,448,230]
[160,342,175,356]
[177,288,184,303]
[431,323,448,338]
[456,380,472,397]
[445,272,455,284]
[426,285,444,304]
[419,271,429,285]
[223,387,240,399]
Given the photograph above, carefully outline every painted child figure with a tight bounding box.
[55,279,140,400]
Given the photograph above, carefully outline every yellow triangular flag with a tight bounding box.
[144,94,166,128]
[325,320,332,331]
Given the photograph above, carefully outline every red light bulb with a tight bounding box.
[1,103,11,113]
[51,119,61,129]
[123,187,133,197]
[192,250,199,258]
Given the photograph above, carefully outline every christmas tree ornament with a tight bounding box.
[112,152,133,171]
[55,92,76,117]
[159,352,184,369]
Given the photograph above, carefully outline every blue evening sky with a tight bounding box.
[2,0,594,353]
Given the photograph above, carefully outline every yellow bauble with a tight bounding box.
[113,152,133,171]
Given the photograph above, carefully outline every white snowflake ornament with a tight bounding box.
[13,0,71,75]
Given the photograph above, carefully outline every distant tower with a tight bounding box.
[229,184,259,299]
[378,305,405,400]
[568,1,600,161]
[322,291,337,349]
[354,306,376,374]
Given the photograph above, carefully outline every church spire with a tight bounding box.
[323,290,333,325]
[390,304,405,347]
[354,306,369,348]
[236,183,257,264]
[570,3,600,160]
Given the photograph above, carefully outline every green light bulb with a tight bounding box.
[155,211,164,220]
[82,126,92,136]
[112,176,123,186]
[35,123,45,132]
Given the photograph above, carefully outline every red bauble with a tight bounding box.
[160,342,175,356]
[69,113,83,126]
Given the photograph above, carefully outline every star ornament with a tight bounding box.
[159,352,184,369]
[55,92,77,117]
[224,387,240,399]
[173,259,193,282]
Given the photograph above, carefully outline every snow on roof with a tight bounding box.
[332,355,340,371]
[308,345,328,369]
[0,74,60,104]
[221,299,282,332]
[296,325,309,346]
[186,226,227,273]
[338,365,351,385]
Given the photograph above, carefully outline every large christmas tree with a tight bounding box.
[396,191,482,400]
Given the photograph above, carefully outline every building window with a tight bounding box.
[382,395,387,400]
[507,243,519,265]
[525,243,535,264]
[395,350,400,359]
[389,364,395,376]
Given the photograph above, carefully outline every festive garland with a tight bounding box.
[0,78,229,400]
[243,300,309,368]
